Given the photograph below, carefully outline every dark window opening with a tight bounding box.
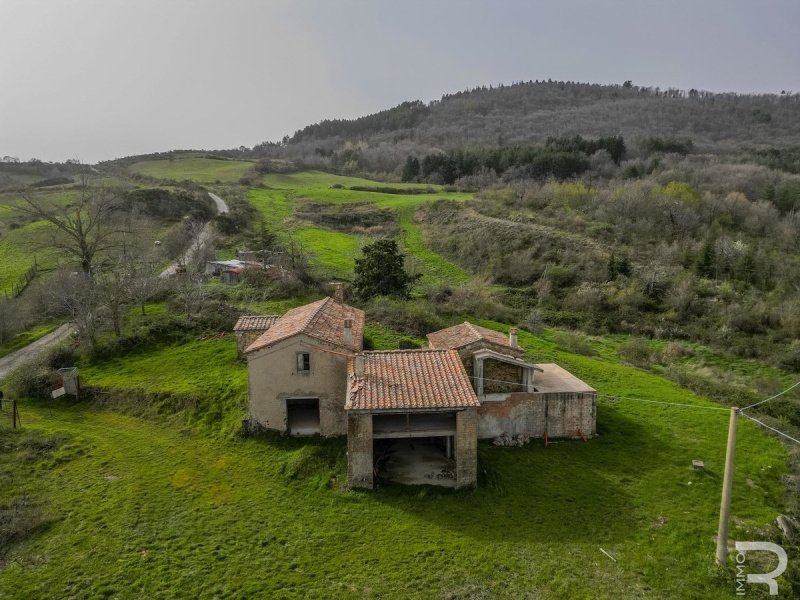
[296,352,310,373]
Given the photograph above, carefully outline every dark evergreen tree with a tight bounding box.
[353,239,419,299]
[401,156,420,182]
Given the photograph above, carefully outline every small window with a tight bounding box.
[296,352,310,373]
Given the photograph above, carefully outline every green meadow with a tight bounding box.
[129,157,254,183]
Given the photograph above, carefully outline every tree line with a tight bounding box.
[401,135,626,184]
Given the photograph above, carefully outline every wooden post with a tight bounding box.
[716,406,738,565]
[12,397,19,429]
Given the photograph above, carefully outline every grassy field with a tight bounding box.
[247,171,470,283]
[129,157,253,183]
[0,190,79,294]
[0,320,790,598]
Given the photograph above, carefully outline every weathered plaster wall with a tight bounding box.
[347,412,374,489]
[456,408,478,488]
[477,392,596,439]
[247,334,349,436]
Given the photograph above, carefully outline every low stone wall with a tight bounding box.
[477,391,596,440]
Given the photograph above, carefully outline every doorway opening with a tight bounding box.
[287,398,320,436]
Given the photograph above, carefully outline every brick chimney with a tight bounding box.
[343,319,353,346]
[509,328,518,348]
[332,282,344,303]
[354,354,365,377]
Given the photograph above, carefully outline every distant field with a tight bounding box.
[0,320,788,598]
[249,171,470,283]
[0,221,58,295]
[129,157,253,183]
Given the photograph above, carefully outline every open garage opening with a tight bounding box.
[371,411,458,487]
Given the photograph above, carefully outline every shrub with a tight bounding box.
[365,297,445,337]
[552,331,597,356]
[619,338,653,368]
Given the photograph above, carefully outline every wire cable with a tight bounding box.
[597,393,731,412]
[739,380,800,412]
[740,412,800,445]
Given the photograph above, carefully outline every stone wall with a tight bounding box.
[236,330,265,359]
[482,358,524,394]
[477,392,596,440]
[347,413,374,489]
[455,409,478,488]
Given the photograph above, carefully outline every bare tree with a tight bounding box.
[49,269,100,348]
[15,179,123,276]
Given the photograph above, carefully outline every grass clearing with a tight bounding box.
[0,317,790,598]
[129,158,253,183]
[247,171,470,284]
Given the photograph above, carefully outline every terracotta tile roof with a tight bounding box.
[346,349,479,411]
[234,315,280,332]
[245,297,364,353]
[426,322,523,354]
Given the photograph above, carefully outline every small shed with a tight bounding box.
[233,314,280,358]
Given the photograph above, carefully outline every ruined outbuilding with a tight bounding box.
[244,296,596,490]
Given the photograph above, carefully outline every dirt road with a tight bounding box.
[0,323,75,381]
[159,191,229,278]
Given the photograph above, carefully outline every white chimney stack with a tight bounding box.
[333,282,344,303]
[355,354,365,377]
[343,319,353,346]
[509,328,518,348]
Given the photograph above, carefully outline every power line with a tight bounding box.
[740,412,800,445]
[597,393,731,412]
[739,380,800,412]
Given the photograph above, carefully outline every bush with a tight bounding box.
[552,331,597,356]
[5,348,72,400]
[619,338,653,368]
[365,297,445,337]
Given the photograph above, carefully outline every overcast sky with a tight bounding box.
[2,0,799,163]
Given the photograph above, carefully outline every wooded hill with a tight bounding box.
[260,80,800,176]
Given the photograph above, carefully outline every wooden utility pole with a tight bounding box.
[716,406,739,565]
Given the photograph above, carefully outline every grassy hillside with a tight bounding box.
[0,319,791,598]
[129,157,253,183]
[246,171,470,284]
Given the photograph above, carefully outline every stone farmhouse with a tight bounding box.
[240,289,596,490]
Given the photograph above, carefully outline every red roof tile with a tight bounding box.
[245,297,364,353]
[234,315,280,332]
[426,322,523,354]
[346,349,479,411]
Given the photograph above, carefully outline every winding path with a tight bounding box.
[0,323,75,381]
[159,191,229,278]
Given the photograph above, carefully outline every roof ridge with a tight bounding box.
[464,321,484,341]
[298,297,331,332]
